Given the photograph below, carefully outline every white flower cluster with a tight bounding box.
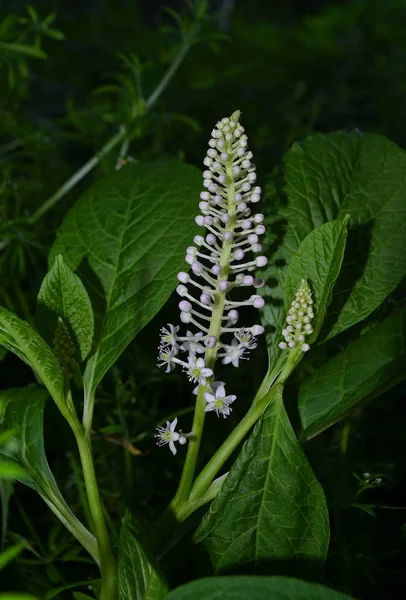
[156,111,267,453]
[278,279,314,352]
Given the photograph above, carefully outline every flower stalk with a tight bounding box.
[157,111,267,510]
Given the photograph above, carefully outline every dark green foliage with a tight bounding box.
[1,1,406,599]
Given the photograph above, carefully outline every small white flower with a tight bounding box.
[186,356,213,385]
[204,385,236,418]
[235,328,257,349]
[155,418,181,455]
[157,346,178,373]
[222,338,246,367]
[160,323,179,349]
[181,330,205,357]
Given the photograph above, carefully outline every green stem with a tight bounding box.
[189,385,280,503]
[29,33,195,225]
[28,131,125,224]
[171,134,237,509]
[71,419,117,600]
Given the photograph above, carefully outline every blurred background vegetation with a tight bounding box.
[1,0,405,598]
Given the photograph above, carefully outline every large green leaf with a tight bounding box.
[261,218,348,371]
[49,161,201,393]
[37,254,94,362]
[118,511,167,600]
[0,387,98,564]
[0,308,64,406]
[165,576,356,600]
[196,386,329,574]
[269,131,406,339]
[299,307,406,438]
[283,217,348,341]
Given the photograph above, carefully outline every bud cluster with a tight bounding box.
[53,318,77,377]
[278,279,314,352]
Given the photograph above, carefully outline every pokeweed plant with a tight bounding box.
[0,107,406,600]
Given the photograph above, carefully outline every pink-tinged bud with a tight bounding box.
[179,300,192,312]
[185,255,194,265]
[186,246,197,256]
[213,195,223,204]
[199,201,210,212]
[241,220,251,230]
[221,214,230,224]
[200,293,211,305]
[219,280,228,291]
[220,152,228,160]
[204,216,213,226]
[243,275,254,286]
[256,256,268,267]
[195,215,204,226]
[254,213,264,223]
[177,272,189,283]
[192,262,204,275]
[255,224,266,235]
[234,193,242,202]
[205,336,217,348]
[237,202,247,212]
[223,231,233,242]
[207,149,217,158]
[212,264,222,276]
[228,309,239,321]
[194,235,204,246]
[206,233,216,245]
[208,183,217,193]
[180,311,192,323]
[234,248,245,260]
[253,296,265,308]
[248,233,258,244]
[252,243,263,253]
[203,170,212,178]
[200,191,210,200]
[252,325,264,335]
[251,193,261,203]
[176,285,188,296]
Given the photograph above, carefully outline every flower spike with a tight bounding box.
[157,111,268,443]
[278,279,314,352]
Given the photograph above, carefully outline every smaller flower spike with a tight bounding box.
[278,279,314,352]
[204,384,236,418]
[155,418,187,455]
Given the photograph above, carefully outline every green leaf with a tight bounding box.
[118,511,167,600]
[49,161,201,393]
[0,595,39,600]
[272,131,406,339]
[283,217,349,341]
[0,540,25,571]
[299,307,406,438]
[0,42,47,59]
[196,386,329,574]
[0,461,27,481]
[260,218,348,376]
[0,308,64,407]
[165,576,357,600]
[37,254,94,362]
[0,387,98,564]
